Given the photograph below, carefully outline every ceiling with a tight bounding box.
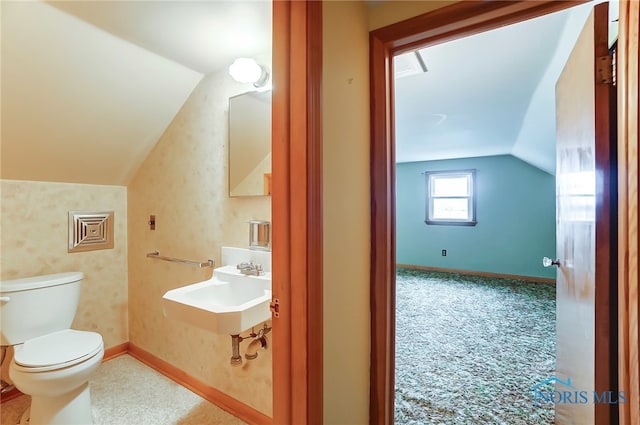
[393,1,612,174]
[1,0,614,184]
[47,1,272,75]
[1,1,271,185]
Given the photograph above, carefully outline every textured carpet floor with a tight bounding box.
[395,269,556,425]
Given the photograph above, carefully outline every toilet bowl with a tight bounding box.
[10,330,104,425]
[0,273,105,425]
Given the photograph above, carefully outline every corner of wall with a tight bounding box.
[125,69,272,416]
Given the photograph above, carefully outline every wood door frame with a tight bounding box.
[616,1,640,423]
[272,1,323,424]
[369,1,637,423]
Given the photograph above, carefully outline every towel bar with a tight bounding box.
[146,251,214,268]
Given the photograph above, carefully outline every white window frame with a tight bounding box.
[425,169,477,226]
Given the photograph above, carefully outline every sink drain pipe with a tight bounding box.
[230,335,244,367]
[229,324,272,366]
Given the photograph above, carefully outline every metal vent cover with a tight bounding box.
[68,211,114,253]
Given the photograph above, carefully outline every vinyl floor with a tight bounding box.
[0,355,246,425]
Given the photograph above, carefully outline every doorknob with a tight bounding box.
[542,257,560,267]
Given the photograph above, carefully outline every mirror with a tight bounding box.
[229,90,272,197]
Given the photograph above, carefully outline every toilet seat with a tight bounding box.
[13,329,103,373]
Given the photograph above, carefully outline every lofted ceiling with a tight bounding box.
[1,1,272,186]
[393,1,615,174]
[47,1,273,75]
[1,1,614,184]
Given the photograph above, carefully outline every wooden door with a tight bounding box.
[555,3,616,424]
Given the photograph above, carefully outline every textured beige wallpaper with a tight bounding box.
[0,179,129,348]
[127,70,272,416]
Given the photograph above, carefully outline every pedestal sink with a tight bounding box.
[162,247,271,335]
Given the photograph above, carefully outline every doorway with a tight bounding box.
[391,7,584,423]
[370,1,619,424]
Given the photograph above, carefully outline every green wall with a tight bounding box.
[396,155,556,279]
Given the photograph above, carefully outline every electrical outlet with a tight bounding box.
[442,249,447,256]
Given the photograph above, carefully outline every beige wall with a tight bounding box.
[321,1,462,423]
[127,70,272,415]
[0,180,129,349]
[368,0,458,30]
[323,2,371,424]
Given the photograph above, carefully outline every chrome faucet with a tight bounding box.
[236,261,264,276]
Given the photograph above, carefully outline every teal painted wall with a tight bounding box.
[396,155,556,279]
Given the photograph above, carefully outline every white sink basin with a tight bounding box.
[162,267,271,335]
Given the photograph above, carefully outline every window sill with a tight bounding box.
[424,220,477,226]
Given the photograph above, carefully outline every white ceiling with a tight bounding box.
[1,1,272,185]
[47,1,273,75]
[2,0,613,183]
[393,1,611,174]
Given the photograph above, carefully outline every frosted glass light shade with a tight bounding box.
[229,58,268,87]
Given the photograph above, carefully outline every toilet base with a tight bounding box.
[23,382,94,425]
[19,407,29,425]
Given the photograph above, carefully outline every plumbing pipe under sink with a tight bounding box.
[229,324,271,366]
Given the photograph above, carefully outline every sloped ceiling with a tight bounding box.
[47,1,272,75]
[1,0,271,186]
[393,2,605,175]
[2,1,612,183]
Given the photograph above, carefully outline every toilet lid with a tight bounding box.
[14,329,103,368]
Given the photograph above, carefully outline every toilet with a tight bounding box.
[0,272,104,425]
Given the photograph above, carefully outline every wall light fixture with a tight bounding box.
[228,58,270,88]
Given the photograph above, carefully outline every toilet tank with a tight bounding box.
[0,272,83,346]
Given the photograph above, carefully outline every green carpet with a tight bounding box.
[395,268,556,424]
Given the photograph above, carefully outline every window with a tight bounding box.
[425,170,477,226]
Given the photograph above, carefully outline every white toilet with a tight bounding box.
[0,272,104,425]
